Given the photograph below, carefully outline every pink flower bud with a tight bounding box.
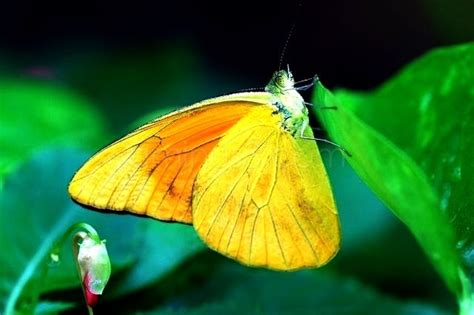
[76,233,111,307]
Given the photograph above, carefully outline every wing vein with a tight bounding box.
[284,199,319,261]
[248,138,277,262]
[286,138,332,254]
[87,144,140,204]
[268,206,287,267]
[196,130,276,235]
[193,125,270,208]
[130,155,172,209]
[248,198,262,264]
[112,141,163,207]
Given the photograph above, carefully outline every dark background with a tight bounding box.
[0,0,450,90]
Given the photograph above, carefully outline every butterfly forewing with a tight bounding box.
[68,101,258,223]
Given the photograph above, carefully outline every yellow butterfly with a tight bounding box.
[68,69,340,270]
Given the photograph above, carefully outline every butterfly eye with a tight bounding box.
[278,75,285,85]
[272,72,282,86]
[267,70,294,92]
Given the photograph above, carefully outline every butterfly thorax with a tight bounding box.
[265,70,309,137]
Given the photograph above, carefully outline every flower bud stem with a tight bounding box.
[4,222,101,315]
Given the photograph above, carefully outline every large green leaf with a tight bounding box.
[0,149,141,314]
[0,78,108,181]
[313,42,474,312]
[320,147,450,302]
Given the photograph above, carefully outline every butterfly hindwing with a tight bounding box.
[192,105,340,270]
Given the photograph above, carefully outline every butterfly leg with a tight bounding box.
[304,101,337,110]
[299,122,352,157]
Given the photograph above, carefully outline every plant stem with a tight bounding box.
[4,221,100,315]
[52,222,101,257]
[4,213,73,315]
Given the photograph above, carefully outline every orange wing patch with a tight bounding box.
[69,102,257,223]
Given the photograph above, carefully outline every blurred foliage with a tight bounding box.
[0,150,139,313]
[1,38,472,314]
[34,300,76,314]
[314,42,474,313]
[0,78,107,183]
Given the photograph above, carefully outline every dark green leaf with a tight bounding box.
[313,42,474,311]
[152,261,449,315]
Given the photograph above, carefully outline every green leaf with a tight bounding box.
[0,78,108,182]
[0,149,141,314]
[151,261,448,315]
[321,147,449,300]
[313,42,474,311]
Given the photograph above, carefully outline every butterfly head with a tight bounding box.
[266,68,295,94]
[266,67,308,137]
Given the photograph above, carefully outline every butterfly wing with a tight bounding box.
[69,96,269,224]
[192,105,340,270]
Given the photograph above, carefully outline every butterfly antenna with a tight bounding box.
[236,86,265,93]
[278,21,296,71]
[278,1,303,70]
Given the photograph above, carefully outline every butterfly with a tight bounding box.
[68,68,340,270]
